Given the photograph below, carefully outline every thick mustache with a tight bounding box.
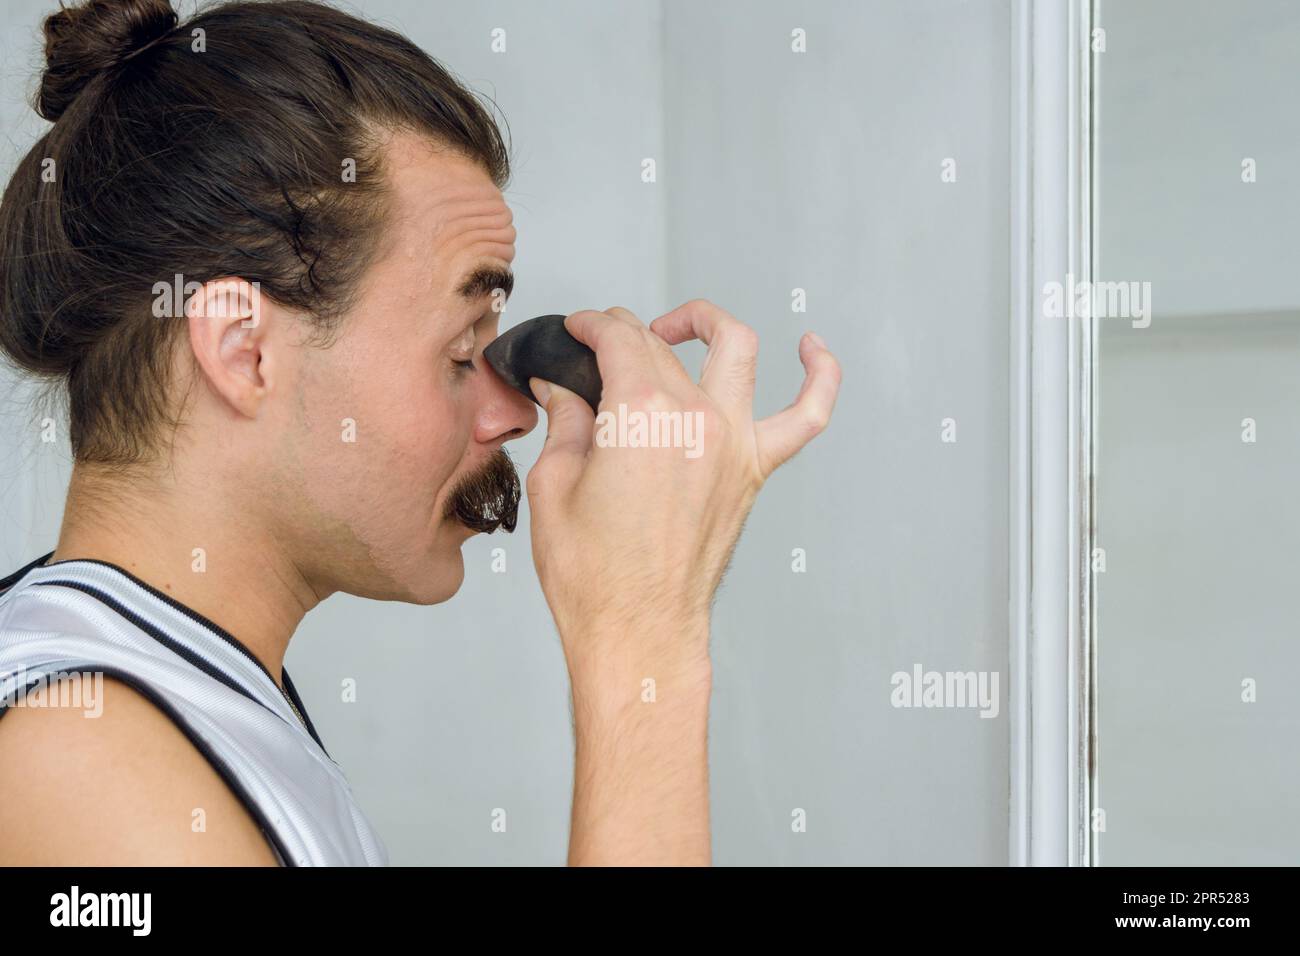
[445,448,521,533]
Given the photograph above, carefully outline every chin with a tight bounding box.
[409,537,466,604]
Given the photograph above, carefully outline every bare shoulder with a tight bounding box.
[0,675,280,865]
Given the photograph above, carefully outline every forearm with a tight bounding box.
[565,623,713,866]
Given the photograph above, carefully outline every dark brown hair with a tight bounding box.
[0,0,511,463]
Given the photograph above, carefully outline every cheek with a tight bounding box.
[419,389,476,496]
[295,346,472,513]
[359,373,473,500]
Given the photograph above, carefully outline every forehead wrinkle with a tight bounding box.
[437,221,516,256]
[429,207,514,247]
[425,194,513,251]
[424,189,511,220]
[406,174,510,256]
[456,226,516,260]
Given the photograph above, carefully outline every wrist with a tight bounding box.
[570,655,712,727]
[562,615,711,705]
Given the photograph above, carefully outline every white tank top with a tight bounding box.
[0,553,388,866]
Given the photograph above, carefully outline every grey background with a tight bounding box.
[1096,0,1300,864]
[0,0,1011,864]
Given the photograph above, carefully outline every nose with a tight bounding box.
[475,353,539,445]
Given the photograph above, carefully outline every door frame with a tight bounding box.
[1008,0,1098,867]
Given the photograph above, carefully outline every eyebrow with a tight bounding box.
[456,263,514,304]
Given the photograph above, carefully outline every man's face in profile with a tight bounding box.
[264,131,538,605]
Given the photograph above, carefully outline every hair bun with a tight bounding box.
[38,0,178,122]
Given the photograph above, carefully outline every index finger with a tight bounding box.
[649,299,760,413]
[563,309,664,401]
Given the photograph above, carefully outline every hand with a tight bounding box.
[526,299,841,672]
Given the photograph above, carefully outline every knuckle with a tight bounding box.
[733,352,758,384]
[691,297,734,321]
[622,383,677,416]
[582,317,636,352]
[729,322,759,354]
[607,321,645,348]
[801,405,830,436]
[526,462,562,499]
[726,326,760,380]
[642,388,679,416]
[525,468,548,498]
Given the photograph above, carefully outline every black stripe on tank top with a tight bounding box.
[3,553,329,756]
[33,558,329,757]
[30,579,289,731]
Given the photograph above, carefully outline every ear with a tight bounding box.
[186,278,277,419]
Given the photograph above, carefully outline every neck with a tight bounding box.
[50,463,319,685]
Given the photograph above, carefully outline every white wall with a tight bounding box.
[1096,0,1300,864]
[661,0,1011,865]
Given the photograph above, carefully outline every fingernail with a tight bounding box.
[530,377,552,405]
[807,331,826,349]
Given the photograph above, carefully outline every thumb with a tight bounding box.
[530,376,595,482]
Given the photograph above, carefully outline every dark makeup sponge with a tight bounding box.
[483,314,603,413]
